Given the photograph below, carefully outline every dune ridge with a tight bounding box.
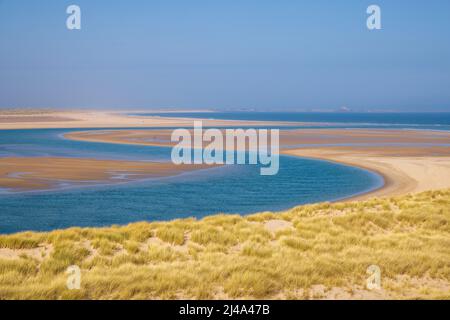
[0,189,448,299]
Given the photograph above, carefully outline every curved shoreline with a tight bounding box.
[65,130,387,201]
[1,189,449,299]
[64,129,450,202]
[1,128,450,235]
[281,151,391,201]
[282,147,450,201]
[64,131,393,201]
[280,153,386,202]
[0,157,215,193]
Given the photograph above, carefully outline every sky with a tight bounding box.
[0,0,449,112]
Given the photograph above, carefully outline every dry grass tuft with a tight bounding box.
[0,189,449,299]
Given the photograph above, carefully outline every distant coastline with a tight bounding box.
[131,111,450,130]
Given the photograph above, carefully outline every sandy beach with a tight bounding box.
[2,110,450,199]
[66,127,450,147]
[0,110,301,129]
[0,157,213,191]
[64,128,450,200]
[1,121,449,301]
[1,115,450,300]
[2,0,449,302]
[283,147,450,200]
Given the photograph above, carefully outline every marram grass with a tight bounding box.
[0,189,449,300]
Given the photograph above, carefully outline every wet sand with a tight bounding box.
[283,147,450,200]
[3,109,450,200]
[0,157,213,192]
[0,110,301,129]
[65,128,450,200]
[65,129,176,147]
[66,128,450,148]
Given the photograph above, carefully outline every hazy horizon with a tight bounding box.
[1,0,450,112]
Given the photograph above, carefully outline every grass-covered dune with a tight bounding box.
[0,190,449,300]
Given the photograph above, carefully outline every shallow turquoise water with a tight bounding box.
[0,129,382,234]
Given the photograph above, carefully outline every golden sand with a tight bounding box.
[65,128,450,200]
[66,128,450,147]
[0,157,213,191]
[0,110,301,129]
[283,147,450,200]
[3,109,450,199]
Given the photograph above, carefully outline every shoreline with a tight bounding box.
[282,147,450,201]
[64,128,450,201]
[1,189,448,299]
[0,157,214,192]
[280,151,392,202]
[279,153,387,202]
[63,131,393,202]
[0,110,304,129]
[2,110,450,202]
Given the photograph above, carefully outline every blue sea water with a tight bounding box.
[133,112,450,130]
[0,128,382,234]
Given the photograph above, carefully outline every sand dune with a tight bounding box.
[1,189,449,299]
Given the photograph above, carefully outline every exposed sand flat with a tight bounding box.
[3,114,450,198]
[283,147,450,200]
[65,129,175,147]
[0,157,212,192]
[0,110,301,129]
[0,116,79,123]
[65,128,450,200]
[279,128,450,145]
[65,128,450,148]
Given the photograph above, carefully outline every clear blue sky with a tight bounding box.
[1,0,449,111]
